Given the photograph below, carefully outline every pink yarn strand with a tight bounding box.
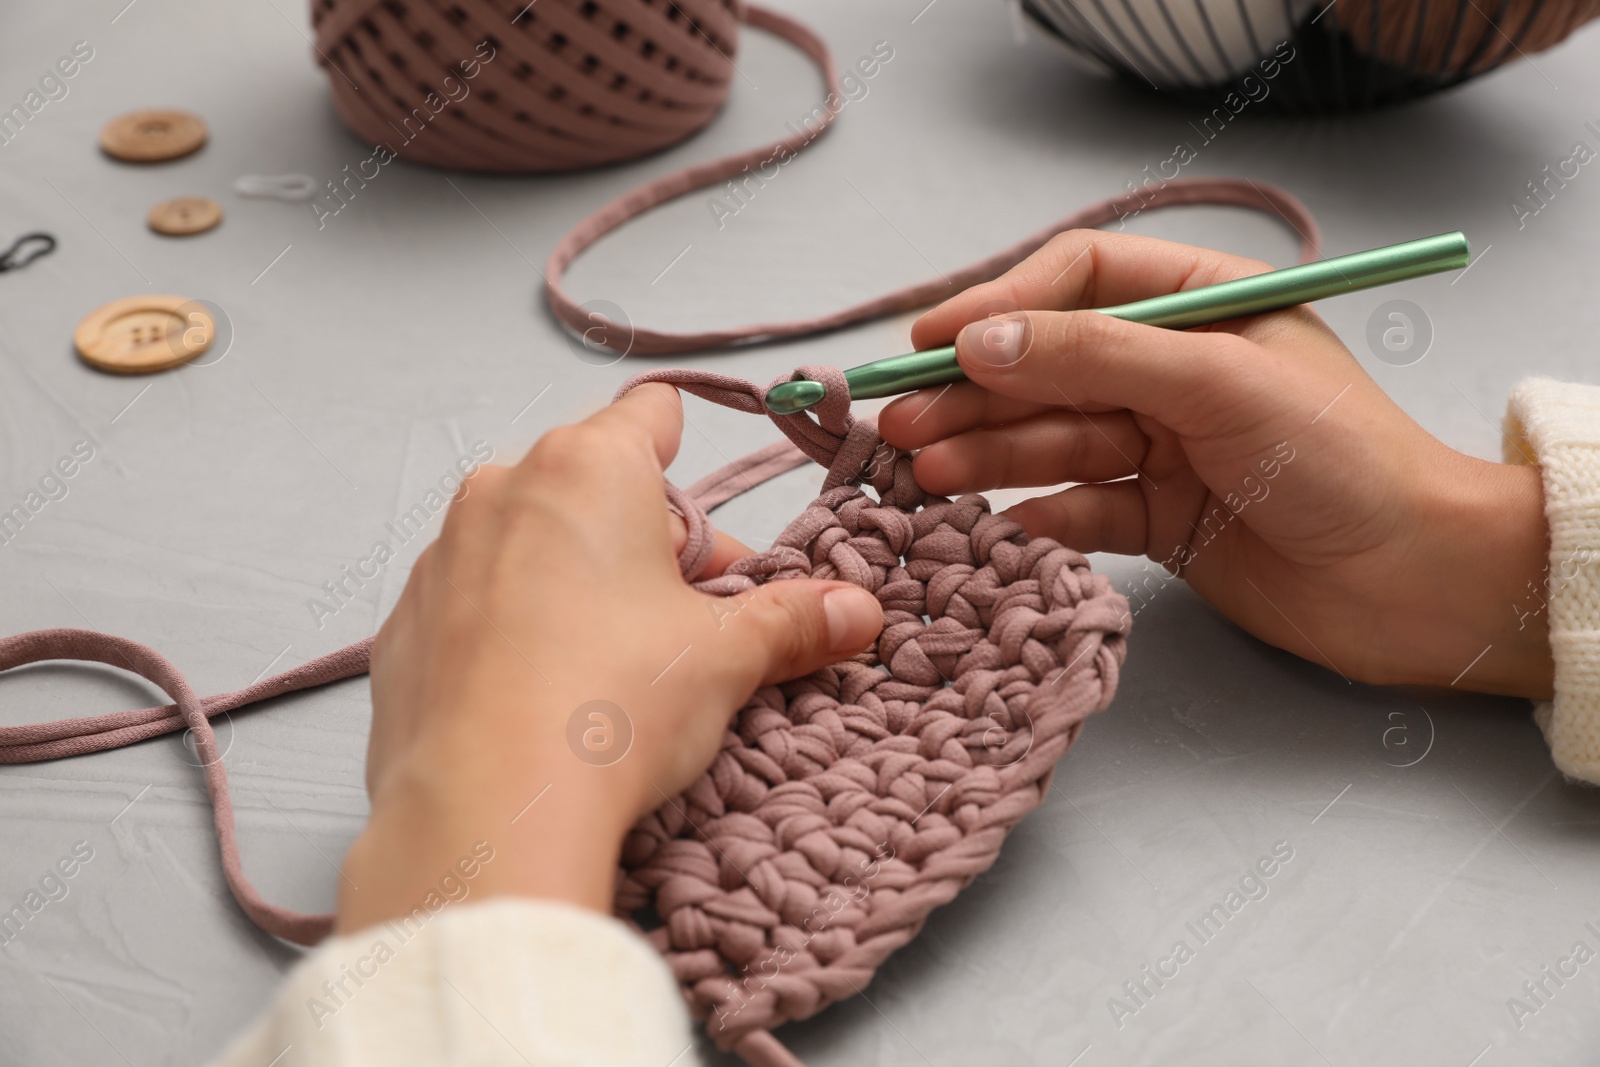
[543,8,1322,356]
[0,628,353,945]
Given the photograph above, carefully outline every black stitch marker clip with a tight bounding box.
[0,232,57,273]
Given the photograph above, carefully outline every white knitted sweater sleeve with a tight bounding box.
[1504,377,1600,783]
[208,898,701,1067]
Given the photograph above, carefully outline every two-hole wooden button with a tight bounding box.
[148,196,222,236]
[74,295,215,374]
[100,109,207,163]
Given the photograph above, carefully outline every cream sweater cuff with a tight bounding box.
[1505,377,1600,784]
[209,898,699,1067]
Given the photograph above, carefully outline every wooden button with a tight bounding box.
[148,196,222,236]
[74,295,215,374]
[99,109,207,163]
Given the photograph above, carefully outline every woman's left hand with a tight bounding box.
[337,383,884,933]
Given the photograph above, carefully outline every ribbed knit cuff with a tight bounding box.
[210,898,697,1067]
[1504,378,1600,784]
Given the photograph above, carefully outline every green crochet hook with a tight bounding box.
[764,231,1471,415]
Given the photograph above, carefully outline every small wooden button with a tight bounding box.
[74,295,215,374]
[99,109,207,163]
[148,196,222,236]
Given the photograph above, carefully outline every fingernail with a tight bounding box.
[960,316,1025,368]
[824,587,882,653]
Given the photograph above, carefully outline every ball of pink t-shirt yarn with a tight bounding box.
[310,0,741,171]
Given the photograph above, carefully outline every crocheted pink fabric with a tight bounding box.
[615,368,1130,1064]
[0,369,1128,1066]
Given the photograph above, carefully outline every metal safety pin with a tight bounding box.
[233,173,319,202]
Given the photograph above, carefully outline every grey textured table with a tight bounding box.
[3,2,1599,1065]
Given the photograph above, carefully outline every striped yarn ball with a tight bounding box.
[1021,0,1600,110]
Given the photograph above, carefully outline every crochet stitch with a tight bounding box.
[0,368,1129,1066]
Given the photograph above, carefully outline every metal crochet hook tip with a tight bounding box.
[765,380,827,414]
[761,230,1471,415]
[762,346,964,414]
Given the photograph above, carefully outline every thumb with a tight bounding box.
[954,310,1253,437]
[713,580,884,688]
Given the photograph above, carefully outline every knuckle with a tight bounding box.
[1206,253,1275,285]
[1058,418,1095,470]
[460,462,510,497]
[1070,307,1112,343]
[1044,307,1108,356]
[991,430,1024,487]
[1043,229,1095,259]
[1042,231,1076,256]
[1033,231,1097,282]
[1093,497,1125,549]
[525,424,596,472]
[441,464,508,526]
[521,424,645,494]
[962,284,1022,325]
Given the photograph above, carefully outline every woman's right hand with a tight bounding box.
[879,230,1553,698]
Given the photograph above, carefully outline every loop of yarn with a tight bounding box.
[0,371,1129,1067]
[618,364,927,511]
[0,629,371,944]
[548,175,1321,357]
